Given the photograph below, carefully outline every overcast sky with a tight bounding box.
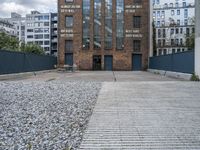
[0,0,57,18]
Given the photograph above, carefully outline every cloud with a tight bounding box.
[0,0,57,18]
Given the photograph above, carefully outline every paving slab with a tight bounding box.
[79,82,200,150]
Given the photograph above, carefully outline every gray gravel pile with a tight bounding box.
[0,81,101,150]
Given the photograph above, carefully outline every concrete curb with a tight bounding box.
[0,70,56,80]
[148,69,192,80]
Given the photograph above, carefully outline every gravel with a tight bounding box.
[0,81,101,150]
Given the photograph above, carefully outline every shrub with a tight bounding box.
[190,73,200,81]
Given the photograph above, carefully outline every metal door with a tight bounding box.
[104,55,113,71]
[65,53,73,66]
[132,54,142,71]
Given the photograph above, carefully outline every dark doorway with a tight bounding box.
[93,55,101,70]
[132,54,142,71]
[104,55,113,71]
[65,53,73,66]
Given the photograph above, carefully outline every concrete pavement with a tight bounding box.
[5,71,182,82]
[79,82,200,149]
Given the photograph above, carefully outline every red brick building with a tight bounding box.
[58,0,150,70]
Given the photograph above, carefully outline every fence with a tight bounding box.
[149,50,194,74]
[0,50,57,75]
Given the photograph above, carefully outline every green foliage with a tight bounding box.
[0,32,19,51]
[186,32,195,49]
[21,43,45,55]
[190,73,200,81]
[0,31,45,55]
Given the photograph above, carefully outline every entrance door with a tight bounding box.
[65,53,73,66]
[132,54,142,71]
[104,55,113,71]
[93,55,101,70]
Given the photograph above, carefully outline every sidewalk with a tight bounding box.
[79,82,200,149]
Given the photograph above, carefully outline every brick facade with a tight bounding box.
[58,0,150,70]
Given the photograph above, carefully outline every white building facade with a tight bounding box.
[5,13,26,44]
[153,0,195,56]
[3,11,58,55]
[25,11,52,55]
[0,19,16,37]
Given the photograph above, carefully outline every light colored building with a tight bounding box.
[3,12,58,55]
[0,19,16,37]
[5,13,26,44]
[153,0,195,56]
[25,11,52,55]
[25,11,58,55]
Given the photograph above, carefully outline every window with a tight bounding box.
[82,0,90,49]
[133,16,141,28]
[116,0,124,50]
[44,22,49,26]
[186,28,190,37]
[43,16,49,20]
[163,49,167,55]
[94,0,102,49]
[35,28,43,33]
[27,29,33,32]
[184,9,188,18]
[177,10,180,15]
[35,34,43,39]
[105,0,112,49]
[158,39,161,47]
[163,29,166,38]
[44,41,50,45]
[158,29,161,38]
[65,0,73,2]
[171,10,174,15]
[163,39,165,46]
[171,39,175,46]
[65,40,73,52]
[133,40,141,52]
[134,0,142,4]
[176,28,179,34]
[170,28,174,35]
[27,35,33,39]
[180,28,183,34]
[65,16,73,28]
[44,34,49,39]
[177,20,180,25]
[175,39,179,46]
[180,39,183,45]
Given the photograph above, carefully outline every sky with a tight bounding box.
[0,0,57,18]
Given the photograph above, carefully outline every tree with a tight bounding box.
[186,32,195,49]
[21,43,45,55]
[185,17,195,50]
[0,31,45,55]
[0,31,19,51]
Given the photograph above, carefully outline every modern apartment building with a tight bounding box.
[3,12,58,55]
[153,0,195,56]
[58,0,150,71]
[25,11,52,55]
